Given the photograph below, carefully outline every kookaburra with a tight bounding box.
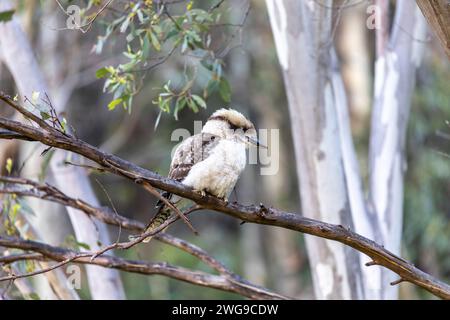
[143,108,264,242]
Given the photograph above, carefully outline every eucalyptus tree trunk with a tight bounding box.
[265,0,368,299]
[0,1,125,299]
[230,48,269,286]
[266,0,427,299]
[369,0,427,299]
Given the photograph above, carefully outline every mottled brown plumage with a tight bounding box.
[168,133,220,182]
[144,133,220,241]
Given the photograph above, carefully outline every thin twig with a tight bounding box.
[140,181,198,235]
[54,0,114,34]
[0,253,47,264]
[0,255,85,282]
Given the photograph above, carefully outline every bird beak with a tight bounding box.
[246,136,268,149]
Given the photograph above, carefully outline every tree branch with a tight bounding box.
[0,94,449,299]
[0,176,285,300]
[0,236,288,300]
[416,0,450,58]
[0,177,227,276]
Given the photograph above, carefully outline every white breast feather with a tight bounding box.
[182,139,246,199]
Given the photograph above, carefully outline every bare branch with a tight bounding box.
[54,0,115,34]
[0,255,83,282]
[140,180,198,235]
[0,253,47,264]
[0,176,285,299]
[0,236,289,300]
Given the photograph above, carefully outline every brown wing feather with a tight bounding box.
[168,132,220,181]
[142,133,221,241]
[154,133,220,208]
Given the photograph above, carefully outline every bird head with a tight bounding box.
[202,108,266,149]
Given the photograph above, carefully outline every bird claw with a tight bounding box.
[219,196,229,205]
[194,189,207,197]
[194,190,228,204]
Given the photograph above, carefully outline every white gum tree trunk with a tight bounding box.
[0,1,125,299]
[369,0,427,299]
[265,0,367,299]
[266,0,427,299]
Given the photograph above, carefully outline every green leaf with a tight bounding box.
[191,95,206,109]
[174,97,187,120]
[28,293,41,300]
[62,235,90,250]
[181,36,189,53]
[126,31,136,43]
[0,10,15,22]
[154,110,163,131]
[149,31,161,51]
[76,242,91,250]
[113,84,126,100]
[61,118,68,133]
[95,37,105,54]
[186,30,201,43]
[5,158,13,174]
[39,149,55,182]
[219,77,231,103]
[142,33,151,60]
[187,97,199,113]
[40,111,51,120]
[120,16,131,33]
[25,260,35,273]
[204,79,220,99]
[95,67,110,79]
[10,203,21,221]
[137,9,145,23]
[160,97,171,113]
[190,49,208,59]
[152,25,162,35]
[165,28,179,41]
[31,91,40,104]
[108,98,123,110]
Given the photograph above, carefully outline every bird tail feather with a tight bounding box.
[142,192,173,243]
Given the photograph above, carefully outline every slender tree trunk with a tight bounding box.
[258,98,305,297]
[265,0,367,299]
[369,0,427,299]
[230,48,269,286]
[336,6,371,136]
[266,0,427,299]
[0,0,125,299]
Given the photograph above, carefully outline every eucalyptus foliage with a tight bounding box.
[75,0,235,121]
